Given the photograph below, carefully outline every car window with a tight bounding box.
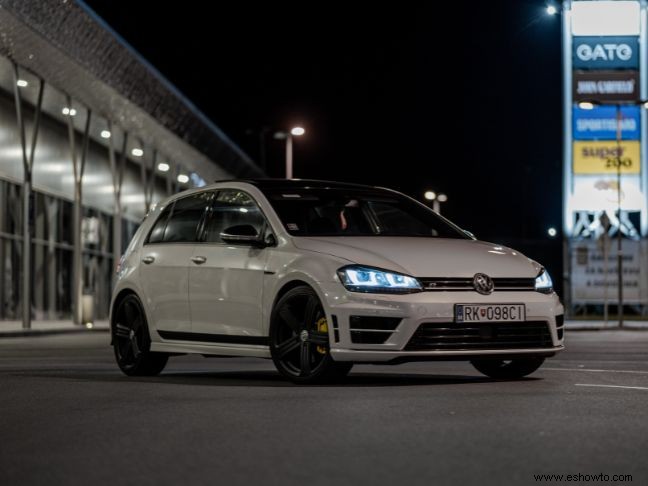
[162,192,212,243]
[264,189,467,238]
[368,201,439,236]
[147,206,173,244]
[203,190,266,243]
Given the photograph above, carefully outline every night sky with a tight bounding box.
[84,0,564,280]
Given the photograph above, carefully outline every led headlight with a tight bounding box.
[535,269,553,293]
[337,266,422,294]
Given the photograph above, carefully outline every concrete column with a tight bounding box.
[108,123,126,287]
[12,63,44,329]
[67,95,91,325]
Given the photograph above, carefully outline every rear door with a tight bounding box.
[139,192,212,332]
[189,189,269,341]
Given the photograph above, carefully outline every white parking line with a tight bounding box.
[544,367,648,375]
[575,384,648,391]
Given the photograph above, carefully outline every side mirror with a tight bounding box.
[463,229,476,239]
[220,225,264,246]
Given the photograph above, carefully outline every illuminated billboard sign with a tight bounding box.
[573,105,640,140]
[572,176,644,212]
[573,70,639,102]
[571,1,640,36]
[573,140,640,174]
[565,2,647,235]
[564,1,648,313]
[573,36,639,69]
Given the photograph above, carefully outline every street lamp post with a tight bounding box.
[275,126,305,179]
[424,190,447,214]
[614,104,624,328]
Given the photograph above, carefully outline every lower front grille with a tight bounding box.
[405,321,552,351]
[349,316,401,345]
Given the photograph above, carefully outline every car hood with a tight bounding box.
[292,237,540,278]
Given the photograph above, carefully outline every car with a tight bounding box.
[110,179,564,383]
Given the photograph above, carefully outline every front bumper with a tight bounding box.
[330,346,564,364]
[318,282,565,363]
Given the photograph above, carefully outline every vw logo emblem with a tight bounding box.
[473,273,494,295]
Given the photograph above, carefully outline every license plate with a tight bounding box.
[455,304,526,323]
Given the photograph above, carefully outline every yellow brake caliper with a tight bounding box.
[316,317,328,354]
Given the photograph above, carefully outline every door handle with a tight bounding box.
[191,256,207,265]
[142,256,155,264]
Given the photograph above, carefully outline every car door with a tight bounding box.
[189,189,269,341]
[139,192,212,333]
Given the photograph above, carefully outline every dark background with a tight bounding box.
[84,0,564,291]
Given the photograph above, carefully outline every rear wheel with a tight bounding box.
[270,286,352,384]
[470,357,545,379]
[112,294,168,376]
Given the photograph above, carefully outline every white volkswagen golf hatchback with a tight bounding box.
[111,179,564,383]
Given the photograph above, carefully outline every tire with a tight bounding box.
[470,357,545,379]
[112,294,169,376]
[270,285,353,384]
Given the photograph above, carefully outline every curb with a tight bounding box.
[0,327,109,339]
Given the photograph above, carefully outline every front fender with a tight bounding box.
[262,249,349,334]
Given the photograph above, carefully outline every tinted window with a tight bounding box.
[203,190,266,243]
[163,192,212,243]
[368,201,432,236]
[264,189,467,238]
[147,206,172,244]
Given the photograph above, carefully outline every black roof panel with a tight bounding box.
[215,178,385,191]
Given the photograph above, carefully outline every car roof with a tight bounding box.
[212,178,389,192]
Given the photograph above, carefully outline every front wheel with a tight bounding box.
[470,357,545,379]
[112,294,168,376]
[270,286,353,384]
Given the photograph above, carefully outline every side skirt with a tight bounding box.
[158,330,268,346]
[152,332,270,358]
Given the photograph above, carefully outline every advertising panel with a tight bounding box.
[571,1,641,36]
[573,105,640,140]
[570,239,648,304]
[573,140,640,174]
[573,70,639,102]
[571,175,644,212]
[573,36,639,69]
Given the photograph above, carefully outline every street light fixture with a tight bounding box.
[274,126,305,179]
[423,190,447,213]
[546,5,557,15]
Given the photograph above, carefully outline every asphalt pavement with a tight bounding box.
[1,330,647,486]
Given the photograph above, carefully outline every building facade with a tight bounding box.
[0,0,263,327]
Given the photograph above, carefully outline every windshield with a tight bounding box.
[263,188,468,238]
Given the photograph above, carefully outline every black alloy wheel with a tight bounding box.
[270,286,352,384]
[112,294,168,376]
[470,357,545,379]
